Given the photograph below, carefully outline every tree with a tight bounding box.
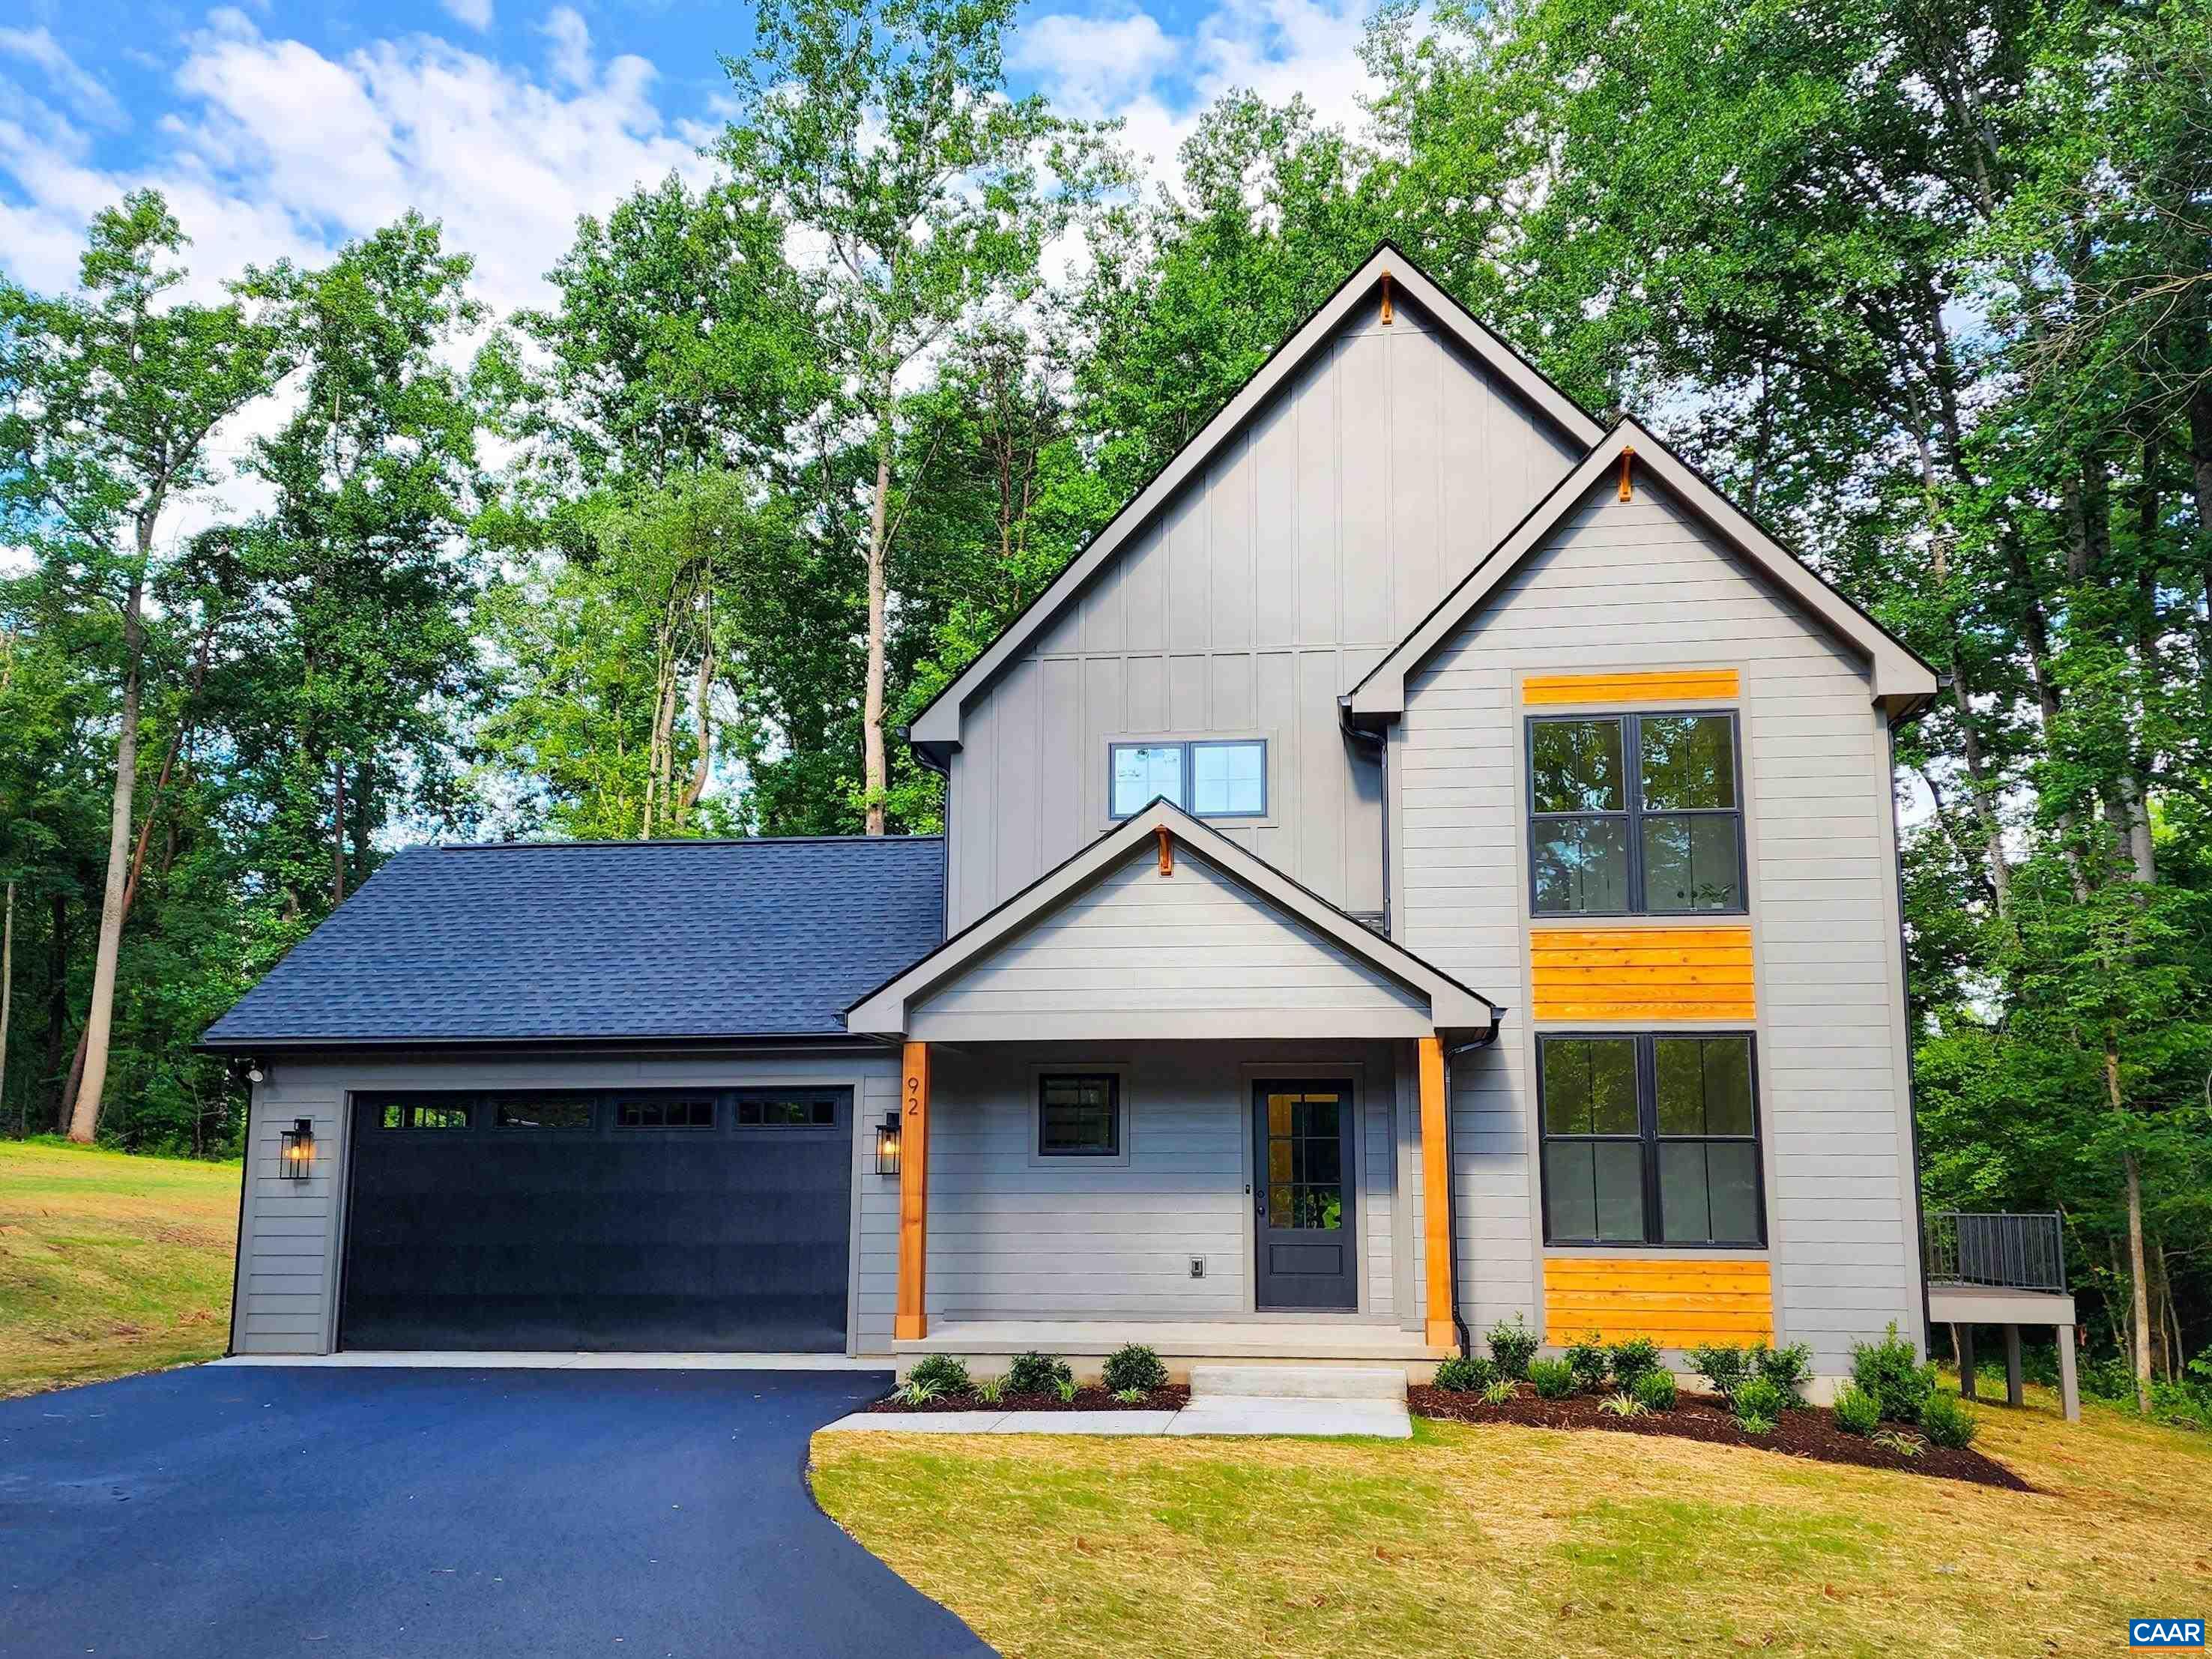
[714,0,1108,832]
[0,192,288,1140]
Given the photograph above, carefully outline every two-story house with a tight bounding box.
[205,246,1938,1388]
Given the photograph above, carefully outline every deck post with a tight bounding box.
[1956,1325,1976,1398]
[895,1041,931,1341]
[2057,1326,2080,1422]
[1418,1036,1454,1350]
[2003,1324,2023,1406]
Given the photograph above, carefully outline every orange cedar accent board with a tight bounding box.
[1531,926,1755,1021]
[1543,1257,1774,1347]
[1418,1036,1454,1350]
[1523,669,1740,705]
[894,1041,931,1341]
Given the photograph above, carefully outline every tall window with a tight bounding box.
[1539,1033,1764,1246]
[1110,740,1266,819]
[1527,712,1744,914]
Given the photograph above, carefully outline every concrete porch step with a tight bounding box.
[1189,1364,1407,1402]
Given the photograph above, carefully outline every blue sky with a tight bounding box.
[0,0,1380,314]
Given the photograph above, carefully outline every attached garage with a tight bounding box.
[339,1086,855,1352]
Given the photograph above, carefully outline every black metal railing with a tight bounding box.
[1923,1211,2067,1293]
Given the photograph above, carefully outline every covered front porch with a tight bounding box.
[843,801,1499,1369]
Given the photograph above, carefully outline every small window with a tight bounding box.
[375,1098,471,1131]
[1539,1033,1764,1247]
[614,1096,716,1129]
[491,1093,594,1131]
[1039,1074,1119,1156]
[734,1090,839,1127]
[1529,711,1743,915]
[1109,739,1266,819]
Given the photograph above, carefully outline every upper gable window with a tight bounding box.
[1528,713,1744,915]
[1110,740,1266,819]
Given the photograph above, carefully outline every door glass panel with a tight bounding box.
[1263,1090,1345,1232]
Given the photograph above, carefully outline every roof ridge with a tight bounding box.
[435,834,946,852]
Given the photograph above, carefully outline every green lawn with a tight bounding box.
[0,1137,241,1397]
[812,1387,2212,1658]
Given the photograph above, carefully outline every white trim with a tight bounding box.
[908,247,1604,748]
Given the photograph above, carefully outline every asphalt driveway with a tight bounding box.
[1,1365,991,1658]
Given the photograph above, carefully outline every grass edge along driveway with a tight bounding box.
[0,1137,240,1397]
[812,1391,2212,1659]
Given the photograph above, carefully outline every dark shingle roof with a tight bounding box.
[201,836,945,1047]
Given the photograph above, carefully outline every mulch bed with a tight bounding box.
[868,1384,1192,1414]
[1408,1384,2031,1490]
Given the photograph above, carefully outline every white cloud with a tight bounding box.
[1009,10,1177,117]
[0,25,124,127]
[542,6,593,91]
[440,0,496,31]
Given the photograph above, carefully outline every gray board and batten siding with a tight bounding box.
[1387,470,1926,1371]
[942,293,1584,932]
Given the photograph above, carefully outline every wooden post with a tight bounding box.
[895,1041,931,1341]
[1418,1036,1454,1350]
[2057,1324,2080,1422]
[1957,1324,1976,1398]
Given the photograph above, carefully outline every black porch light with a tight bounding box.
[876,1111,902,1178]
[279,1117,315,1181]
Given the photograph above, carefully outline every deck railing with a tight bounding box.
[1923,1211,2067,1293]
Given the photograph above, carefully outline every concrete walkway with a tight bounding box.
[820,1397,1411,1438]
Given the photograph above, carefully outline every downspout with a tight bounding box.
[1338,698,1389,936]
[1442,1012,1506,1359]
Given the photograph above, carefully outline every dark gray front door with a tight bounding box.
[1252,1081,1357,1311]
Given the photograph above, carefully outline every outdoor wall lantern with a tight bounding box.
[876,1112,902,1178]
[279,1117,315,1181]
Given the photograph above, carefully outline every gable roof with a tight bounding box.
[1346,419,1941,719]
[200,835,946,1050]
[906,243,1607,752]
[844,797,1499,1037]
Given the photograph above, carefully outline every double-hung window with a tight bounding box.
[1539,1033,1765,1246]
[1528,711,1744,914]
[1109,739,1266,819]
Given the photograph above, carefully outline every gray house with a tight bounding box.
[205,246,1939,1385]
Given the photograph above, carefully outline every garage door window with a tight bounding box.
[614,1096,716,1129]
[492,1093,594,1131]
[734,1091,839,1127]
[375,1099,471,1131]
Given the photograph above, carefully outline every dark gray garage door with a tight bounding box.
[339,1086,853,1352]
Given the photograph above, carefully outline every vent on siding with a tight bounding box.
[1348,910,1388,935]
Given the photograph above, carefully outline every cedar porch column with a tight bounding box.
[1418,1036,1455,1350]
[895,1041,931,1341]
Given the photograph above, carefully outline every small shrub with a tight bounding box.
[1112,1386,1146,1404]
[1102,1344,1167,1394]
[1565,1333,1610,1392]
[1872,1428,1925,1458]
[972,1374,1007,1405]
[1598,1390,1647,1418]
[906,1355,971,1396]
[1607,1336,1662,1388]
[1756,1341,1813,1406]
[893,1377,942,1406]
[1850,1323,1936,1424]
[1007,1351,1073,1394]
[1831,1382,1880,1436]
[1529,1357,1575,1399]
[1687,1342,1753,1400]
[1732,1376,1786,1421]
[1919,1391,1979,1449]
[1480,1377,1518,1406]
[1054,1377,1080,1404]
[1735,1409,1777,1436]
[1487,1314,1541,1380]
[1633,1368,1678,1412]
[1433,1354,1499,1394]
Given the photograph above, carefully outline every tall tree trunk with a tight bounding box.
[680,647,715,823]
[0,880,15,1130]
[44,891,66,1131]
[331,752,348,908]
[862,385,895,838]
[2115,1018,2152,1415]
[67,570,146,1143]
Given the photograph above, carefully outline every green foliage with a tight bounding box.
[1755,1344,1813,1407]
[1529,1358,1574,1400]
[1633,1369,1678,1413]
[1481,1377,1518,1406]
[1006,1351,1072,1395]
[1831,1384,1882,1437]
[1598,1391,1646,1419]
[1487,1314,1541,1380]
[1871,1428,1926,1459]
[1918,1393,1979,1450]
[1687,1344,1753,1400]
[1851,1325,1937,1425]
[1732,1377,1787,1423]
[972,1374,1007,1405]
[1054,1377,1080,1405]
[1112,1386,1145,1404]
[894,1377,942,1406]
[1433,1354,1499,1394]
[1102,1344,1167,1394]
[1734,1409,1777,1437]
[1565,1333,1610,1392]
[907,1354,972,1396]
[1607,1337,1662,1388]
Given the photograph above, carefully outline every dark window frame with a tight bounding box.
[731,1088,842,1130]
[489,1092,597,1132]
[1036,1072,1122,1158]
[1525,709,1748,917]
[611,1095,717,1131]
[1536,1031,1767,1248]
[1106,738,1269,821]
[369,1096,474,1132]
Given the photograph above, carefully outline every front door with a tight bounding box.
[1252,1081,1357,1311]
